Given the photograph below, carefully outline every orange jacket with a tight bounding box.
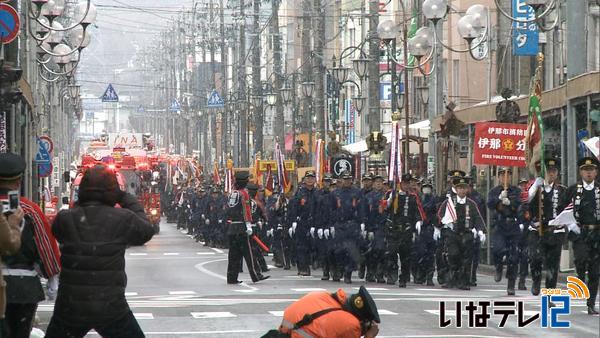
[279,289,362,338]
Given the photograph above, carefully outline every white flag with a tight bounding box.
[548,203,576,226]
[583,137,600,158]
[441,196,458,225]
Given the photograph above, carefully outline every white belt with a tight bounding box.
[2,268,38,277]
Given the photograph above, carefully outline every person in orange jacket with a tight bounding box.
[271,286,380,338]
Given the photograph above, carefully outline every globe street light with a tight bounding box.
[280,86,293,104]
[301,81,315,98]
[423,0,448,24]
[266,92,278,106]
[352,57,369,80]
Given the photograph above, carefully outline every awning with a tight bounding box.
[342,120,430,154]
[18,79,35,108]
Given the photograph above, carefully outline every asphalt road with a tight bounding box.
[35,220,600,338]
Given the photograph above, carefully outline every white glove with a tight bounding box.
[433,227,441,241]
[553,228,566,234]
[567,223,580,235]
[246,224,253,236]
[361,230,367,239]
[499,190,508,199]
[317,228,323,239]
[218,220,222,224]
[478,230,486,244]
[266,229,274,237]
[258,220,263,227]
[47,275,59,300]
[205,219,210,225]
[471,228,477,238]
[310,227,316,238]
[502,198,511,206]
[519,223,524,231]
[368,232,375,241]
[444,222,454,231]
[292,222,297,233]
[324,229,330,239]
[201,214,205,220]
[415,221,422,235]
[360,223,366,232]
[288,227,294,238]
[330,226,336,239]
[528,225,537,232]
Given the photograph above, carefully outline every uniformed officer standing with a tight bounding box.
[565,157,600,315]
[413,181,436,286]
[437,176,486,290]
[225,171,269,284]
[385,174,422,287]
[316,174,335,280]
[526,158,567,297]
[205,187,226,247]
[467,177,487,287]
[487,167,522,295]
[266,183,291,269]
[358,174,373,279]
[289,171,319,276]
[516,177,532,290]
[248,183,269,273]
[332,171,364,284]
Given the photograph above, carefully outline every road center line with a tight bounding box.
[194,259,258,291]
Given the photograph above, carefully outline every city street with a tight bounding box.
[35,220,599,338]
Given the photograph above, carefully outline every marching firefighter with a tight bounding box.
[332,171,364,284]
[364,174,388,283]
[267,183,291,270]
[289,171,319,276]
[566,157,600,315]
[488,166,522,295]
[225,171,269,284]
[516,177,532,290]
[526,158,567,297]
[467,176,487,287]
[317,174,336,281]
[413,180,436,286]
[384,174,421,287]
[248,183,269,273]
[358,174,374,279]
[437,176,486,290]
[204,187,226,247]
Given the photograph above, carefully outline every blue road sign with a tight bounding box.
[101,84,119,102]
[169,98,181,112]
[207,89,224,108]
[85,111,94,120]
[380,82,405,101]
[0,4,20,44]
[512,0,539,56]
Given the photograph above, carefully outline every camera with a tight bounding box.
[1,190,19,215]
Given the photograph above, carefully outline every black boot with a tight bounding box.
[426,279,435,286]
[495,265,503,283]
[344,272,352,284]
[531,278,541,296]
[518,277,527,290]
[507,279,516,296]
[587,301,599,315]
[358,264,365,279]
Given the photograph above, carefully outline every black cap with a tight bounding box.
[545,157,560,169]
[373,174,383,180]
[452,177,470,187]
[341,170,353,179]
[211,187,220,193]
[0,153,26,180]
[330,179,337,185]
[401,173,413,182]
[247,183,259,191]
[304,170,316,178]
[578,157,599,169]
[323,173,333,181]
[347,286,380,323]
[447,170,466,178]
[362,173,373,181]
[235,171,250,181]
[518,177,529,184]
[497,166,512,174]
[421,180,433,188]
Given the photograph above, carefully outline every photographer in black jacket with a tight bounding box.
[45,165,155,338]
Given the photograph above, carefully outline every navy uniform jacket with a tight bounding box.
[528,183,568,227]
[566,181,600,226]
[316,188,336,230]
[366,190,386,232]
[437,195,486,233]
[206,195,226,224]
[468,189,487,221]
[225,189,251,235]
[289,186,319,228]
[487,185,521,234]
[333,186,363,223]
[386,190,422,231]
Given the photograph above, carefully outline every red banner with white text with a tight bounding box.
[473,122,528,167]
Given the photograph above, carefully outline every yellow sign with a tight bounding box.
[258,160,295,172]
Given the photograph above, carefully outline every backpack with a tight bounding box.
[260,307,343,338]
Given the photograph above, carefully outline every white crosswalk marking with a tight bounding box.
[134,313,154,320]
[169,291,196,295]
[163,252,180,256]
[196,252,216,255]
[353,287,389,291]
[378,309,399,315]
[269,311,284,317]
[125,292,138,296]
[191,312,237,319]
[291,288,327,292]
[129,253,148,256]
[211,248,225,254]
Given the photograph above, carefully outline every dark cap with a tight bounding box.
[373,174,383,181]
[323,173,333,181]
[447,170,466,178]
[578,157,599,169]
[421,180,433,188]
[330,179,337,185]
[0,153,26,180]
[362,173,373,181]
[518,177,530,184]
[545,157,560,169]
[235,171,250,181]
[497,166,512,174]
[247,183,259,191]
[346,286,380,323]
[304,170,316,178]
[401,173,413,182]
[211,187,220,193]
[452,177,470,187]
[341,170,353,179]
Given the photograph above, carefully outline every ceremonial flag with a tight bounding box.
[264,164,274,197]
[388,122,403,184]
[314,139,325,187]
[548,202,576,226]
[525,57,545,177]
[275,143,290,193]
[583,137,600,159]
[213,162,221,185]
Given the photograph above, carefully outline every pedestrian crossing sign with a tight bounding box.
[207,89,224,108]
[101,84,119,102]
[169,98,181,112]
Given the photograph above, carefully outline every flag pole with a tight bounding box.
[534,53,545,237]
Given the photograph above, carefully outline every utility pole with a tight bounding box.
[220,0,228,164]
[313,0,325,143]
[301,0,312,160]
[239,0,248,166]
[367,0,380,132]
[272,0,284,147]
[252,0,262,158]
